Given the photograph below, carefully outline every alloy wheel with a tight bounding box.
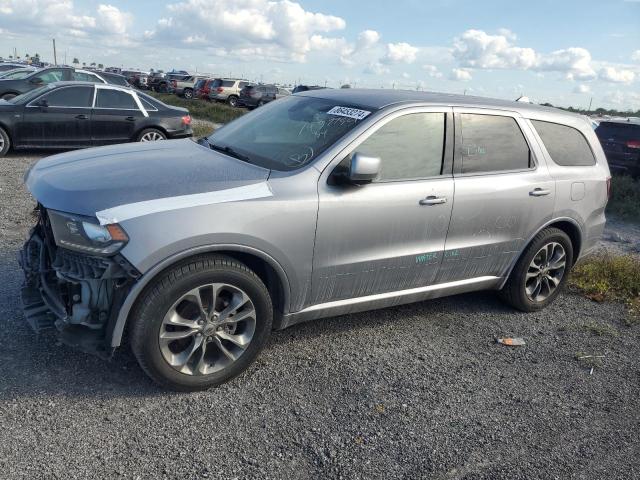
[140,131,165,142]
[159,283,257,376]
[0,135,4,150]
[525,242,566,302]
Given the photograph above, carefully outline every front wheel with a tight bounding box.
[0,127,10,157]
[130,255,273,391]
[499,227,574,312]
[137,128,167,142]
[227,95,239,107]
[183,88,193,99]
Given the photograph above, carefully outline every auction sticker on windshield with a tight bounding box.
[327,106,371,121]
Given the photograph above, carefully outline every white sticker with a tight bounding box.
[327,106,371,121]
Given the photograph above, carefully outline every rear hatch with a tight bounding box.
[596,122,640,170]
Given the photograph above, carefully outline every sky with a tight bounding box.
[0,0,639,110]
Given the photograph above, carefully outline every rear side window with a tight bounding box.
[40,86,93,108]
[221,80,234,87]
[532,120,596,166]
[32,70,65,84]
[95,89,138,109]
[356,112,446,181]
[596,122,640,142]
[239,82,249,89]
[459,114,531,174]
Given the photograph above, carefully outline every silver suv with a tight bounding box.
[208,78,250,107]
[20,89,610,391]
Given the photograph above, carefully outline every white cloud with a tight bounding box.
[537,48,595,80]
[633,50,640,62]
[145,0,346,63]
[599,66,636,84]
[382,42,418,64]
[450,68,472,81]
[452,29,537,70]
[573,84,591,94]
[357,29,380,49]
[363,61,389,75]
[603,90,640,110]
[0,0,132,45]
[422,64,443,78]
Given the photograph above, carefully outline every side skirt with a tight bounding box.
[279,276,502,329]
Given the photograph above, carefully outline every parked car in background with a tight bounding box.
[123,71,149,89]
[208,78,250,107]
[195,78,215,99]
[18,89,609,391]
[238,84,289,108]
[292,85,326,94]
[96,71,130,87]
[173,75,210,99]
[149,71,190,93]
[0,67,37,79]
[147,72,166,91]
[0,63,26,72]
[595,119,640,177]
[0,82,192,156]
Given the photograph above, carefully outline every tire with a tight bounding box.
[227,95,239,107]
[130,254,273,391]
[0,127,10,157]
[137,128,167,142]
[499,227,574,312]
[1,93,16,101]
[257,100,265,107]
[183,88,193,99]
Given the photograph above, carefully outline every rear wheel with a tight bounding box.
[0,127,10,157]
[137,128,167,142]
[499,227,573,312]
[227,95,239,107]
[130,255,273,391]
[1,93,16,101]
[183,88,193,99]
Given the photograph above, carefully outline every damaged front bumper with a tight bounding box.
[19,208,140,358]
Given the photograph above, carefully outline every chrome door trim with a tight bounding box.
[282,275,501,327]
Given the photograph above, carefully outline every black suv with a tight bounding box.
[238,84,289,108]
[595,119,640,177]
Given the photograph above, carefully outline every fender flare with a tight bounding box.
[108,244,291,348]
[497,216,584,289]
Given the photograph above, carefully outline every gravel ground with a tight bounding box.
[1,152,639,480]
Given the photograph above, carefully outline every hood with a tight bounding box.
[26,139,270,218]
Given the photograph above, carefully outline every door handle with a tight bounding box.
[419,196,447,206]
[529,188,551,197]
[75,114,88,120]
[125,116,135,122]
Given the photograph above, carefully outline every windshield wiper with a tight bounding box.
[207,141,253,164]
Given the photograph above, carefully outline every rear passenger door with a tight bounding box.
[92,87,145,145]
[437,109,555,283]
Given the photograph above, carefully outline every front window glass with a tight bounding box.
[205,96,377,171]
[355,113,446,181]
[41,86,93,107]
[9,84,54,104]
[32,70,64,84]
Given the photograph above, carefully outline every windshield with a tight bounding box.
[7,84,54,104]
[205,95,377,171]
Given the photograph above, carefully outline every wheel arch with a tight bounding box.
[133,125,168,141]
[498,217,583,289]
[108,244,291,348]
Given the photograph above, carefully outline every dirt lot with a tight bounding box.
[1,152,639,480]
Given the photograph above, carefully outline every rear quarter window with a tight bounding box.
[531,120,596,166]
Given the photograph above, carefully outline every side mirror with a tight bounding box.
[30,78,43,85]
[348,152,381,184]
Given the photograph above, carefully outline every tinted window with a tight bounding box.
[596,122,640,142]
[221,80,234,87]
[532,120,596,166]
[459,114,531,173]
[95,89,138,109]
[194,79,206,89]
[40,86,93,107]
[356,113,445,181]
[239,82,249,89]
[278,89,290,95]
[33,70,65,84]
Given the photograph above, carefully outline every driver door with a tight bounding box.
[311,108,454,304]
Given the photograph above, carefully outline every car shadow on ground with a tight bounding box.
[0,248,515,399]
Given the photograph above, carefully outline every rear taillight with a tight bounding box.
[606,176,612,200]
[202,88,210,94]
[626,140,640,149]
[181,115,192,126]
[171,80,177,88]
[216,87,224,93]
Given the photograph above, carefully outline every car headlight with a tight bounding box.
[47,209,129,256]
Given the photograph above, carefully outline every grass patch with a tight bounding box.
[147,92,246,124]
[580,321,619,337]
[192,123,213,138]
[607,174,640,222]
[570,254,640,324]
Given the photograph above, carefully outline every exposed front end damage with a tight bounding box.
[19,206,140,358]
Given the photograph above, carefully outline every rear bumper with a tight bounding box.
[604,150,639,175]
[19,211,139,357]
[238,97,259,107]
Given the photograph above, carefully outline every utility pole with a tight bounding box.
[588,97,593,112]
[52,39,57,65]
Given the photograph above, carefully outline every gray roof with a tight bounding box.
[298,88,574,118]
